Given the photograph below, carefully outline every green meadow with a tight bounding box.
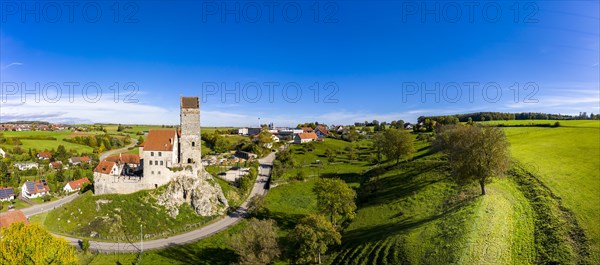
[501,120,600,263]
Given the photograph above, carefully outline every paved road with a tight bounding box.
[56,152,276,253]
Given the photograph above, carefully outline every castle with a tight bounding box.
[94,97,202,195]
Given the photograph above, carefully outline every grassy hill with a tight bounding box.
[43,189,216,242]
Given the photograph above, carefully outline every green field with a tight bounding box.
[0,131,95,153]
[500,120,600,263]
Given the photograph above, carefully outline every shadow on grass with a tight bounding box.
[157,243,237,265]
[343,198,477,244]
[267,211,308,230]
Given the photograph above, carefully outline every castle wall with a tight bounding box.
[94,170,175,195]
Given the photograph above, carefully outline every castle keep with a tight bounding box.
[94,97,202,195]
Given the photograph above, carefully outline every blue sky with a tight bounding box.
[1,0,598,126]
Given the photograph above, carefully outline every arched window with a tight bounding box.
[192,142,195,147]
[187,158,192,163]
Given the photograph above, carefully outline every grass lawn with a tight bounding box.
[501,120,600,263]
[0,131,95,153]
[0,199,31,213]
[44,190,216,242]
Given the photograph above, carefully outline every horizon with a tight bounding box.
[1,1,598,126]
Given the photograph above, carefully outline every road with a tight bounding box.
[56,152,276,253]
[20,193,80,217]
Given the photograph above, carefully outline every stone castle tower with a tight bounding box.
[179,96,201,165]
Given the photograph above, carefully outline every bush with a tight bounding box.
[41,194,51,202]
[294,170,306,181]
[81,239,90,252]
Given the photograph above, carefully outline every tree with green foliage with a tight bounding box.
[381,128,415,165]
[230,218,280,265]
[0,223,78,264]
[434,125,511,195]
[81,239,90,253]
[324,148,335,163]
[290,214,342,264]
[313,178,357,226]
[247,194,267,217]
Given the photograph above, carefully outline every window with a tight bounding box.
[160,161,163,166]
[192,142,195,147]
[158,171,161,175]
[151,171,154,175]
[158,152,162,156]
[187,158,192,163]
[156,160,159,165]
[149,161,153,165]
[151,152,154,156]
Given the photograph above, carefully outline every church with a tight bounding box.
[94,96,202,195]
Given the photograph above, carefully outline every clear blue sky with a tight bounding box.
[1,0,598,126]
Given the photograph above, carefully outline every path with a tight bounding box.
[56,152,276,253]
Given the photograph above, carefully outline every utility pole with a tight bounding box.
[140,224,143,253]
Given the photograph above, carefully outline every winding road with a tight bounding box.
[52,152,276,253]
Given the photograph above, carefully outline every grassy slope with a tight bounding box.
[501,120,600,263]
[44,190,215,241]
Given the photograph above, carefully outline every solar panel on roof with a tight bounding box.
[26,182,35,193]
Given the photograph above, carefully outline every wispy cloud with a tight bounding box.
[1,62,23,70]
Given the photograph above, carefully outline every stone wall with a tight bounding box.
[180,102,201,165]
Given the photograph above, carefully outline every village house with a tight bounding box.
[69,156,92,166]
[50,161,64,170]
[0,210,29,229]
[14,162,38,171]
[36,152,52,160]
[21,180,50,199]
[0,187,15,201]
[315,125,330,138]
[294,132,319,144]
[63,178,91,193]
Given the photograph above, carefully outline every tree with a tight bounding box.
[290,214,342,264]
[81,239,90,253]
[230,218,280,265]
[0,223,78,264]
[372,132,386,163]
[324,148,335,163]
[434,125,511,195]
[381,128,415,165]
[247,195,267,217]
[313,178,357,226]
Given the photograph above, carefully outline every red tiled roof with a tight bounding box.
[80,156,91,162]
[94,161,116,174]
[302,127,314,133]
[0,210,29,228]
[298,132,318,140]
[181,96,200,109]
[105,154,140,165]
[66,178,90,190]
[50,162,62,169]
[37,152,52,158]
[143,130,177,151]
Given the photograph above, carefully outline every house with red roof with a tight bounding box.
[63,178,91,193]
[294,132,319,144]
[69,156,92,166]
[0,210,29,229]
[36,152,52,160]
[21,180,50,199]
